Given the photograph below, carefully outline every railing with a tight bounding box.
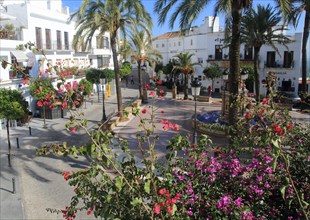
[265,61,295,68]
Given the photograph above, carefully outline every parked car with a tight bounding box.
[274,91,301,107]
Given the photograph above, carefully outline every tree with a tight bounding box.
[240,4,291,101]
[285,0,310,93]
[120,61,132,86]
[173,52,201,100]
[29,78,58,128]
[128,29,162,102]
[203,64,222,90]
[0,88,28,167]
[86,68,114,122]
[70,0,152,119]
[154,0,291,125]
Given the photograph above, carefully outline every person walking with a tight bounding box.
[208,85,212,97]
[130,75,134,84]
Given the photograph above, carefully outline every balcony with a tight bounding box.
[264,61,295,69]
[207,58,254,69]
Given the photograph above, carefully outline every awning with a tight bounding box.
[10,50,28,62]
[0,12,16,21]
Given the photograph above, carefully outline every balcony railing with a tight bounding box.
[265,61,295,69]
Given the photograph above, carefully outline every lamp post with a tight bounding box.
[222,69,229,120]
[191,78,201,145]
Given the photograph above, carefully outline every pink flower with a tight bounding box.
[144,84,150,89]
[262,98,268,104]
[62,101,67,110]
[166,205,172,214]
[216,196,231,210]
[158,188,165,195]
[161,110,165,114]
[70,127,76,133]
[159,90,165,94]
[45,69,49,73]
[234,197,243,207]
[153,204,161,214]
[80,85,85,91]
[149,90,155,97]
[249,93,254,97]
[65,83,71,90]
[156,80,163,85]
[141,109,147,114]
[86,207,93,215]
[37,100,43,107]
[163,124,169,131]
[43,101,49,106]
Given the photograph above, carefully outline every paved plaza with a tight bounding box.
[1,82,309,219]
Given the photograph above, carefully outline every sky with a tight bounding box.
[62,0,305,37]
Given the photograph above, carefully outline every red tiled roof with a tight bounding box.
[153,31,181,40]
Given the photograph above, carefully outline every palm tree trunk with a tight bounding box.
[184,73,188,100]
[301,11,309,93]
[6,120,11,167]
[228,0,242,126]
[254,46,261,102]
[111,31,124,119]
[137,61,143,100]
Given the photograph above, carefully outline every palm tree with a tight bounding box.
[70,0,152,119]
[285,0,310,93]
[154,0,291,125]
[173,52,201,100]
[128,29,162,102]
[240,4,291,101]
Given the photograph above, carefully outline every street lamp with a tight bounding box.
[141,64,148,103]
[240,69,249,115]
[191,78,201,145]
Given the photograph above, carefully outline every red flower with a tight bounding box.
[272,124,283,136]
[159,90,165,94]
[159,201,165,207]
[86,208,93,215]
[158,188,165,195]
[149,90,155,97]
[39,71,43,75]
[245,113,251,119]
[141,109,147,114]
[62,171,70,181]
[249,93,254,97]
[67,72,72,76]
[144,84,150,89]
[70,127,76,133]
[262,98,269,104]
[58,88,63,94]
[156,80,163,85]
[163,124,169,131]
[259,108,266,116]
[74,101,80,107]
[45,69,49,73]
[80,85,85,91]
[167,205,173,214]
[287,124,293,130]
[49,105,54,109]
[43,101,49,106]
[161,110,165,114]
[153,204,161,214]
[37,100,43,107]
[62,101,67,110]
[45,94,51,101]
[65,83,71,90]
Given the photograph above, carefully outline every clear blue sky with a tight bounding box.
[62,0,304,37]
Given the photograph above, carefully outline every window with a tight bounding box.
[64,32,69,50]
[178,41,181,46]
[162,44,165,47]
[266,51,276,67]
[215,45,222,60]
[244,46,253,60]
[56,30,62,50]
[283,51,294,68]
[97,55,110,68]
[198,58,203,64]
[35,27,42,50]
[190,39,193,46]
[96,36,109,49]
[45,29,51,49]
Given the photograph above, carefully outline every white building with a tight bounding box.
[153,16,309,95]
[0,0,113,112]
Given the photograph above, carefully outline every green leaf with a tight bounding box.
[144,180,150,194]
[280,185,286,200]
[130,197,142,206]
[115,176,123,192]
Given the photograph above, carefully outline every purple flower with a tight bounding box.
[257,176,263,182]
[264,155,273,163]
[264,181,270,188]
[242,211,254,220]
[216,196,231,210]
[297,139,303,143]
[265,167,273,174]
[186,210,193,216]
[234,197,243,207]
